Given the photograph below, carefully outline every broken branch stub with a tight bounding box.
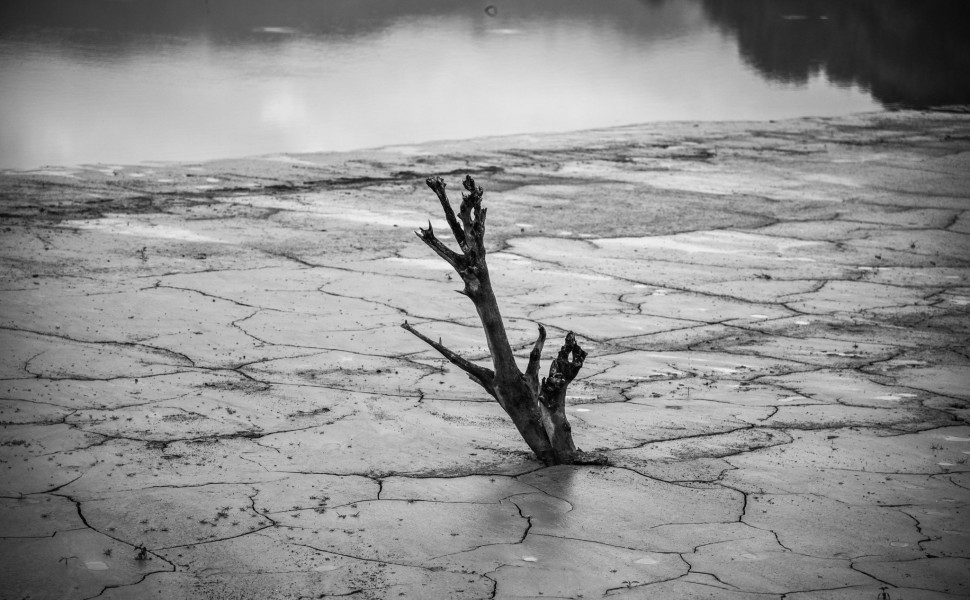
[401,175,606,466]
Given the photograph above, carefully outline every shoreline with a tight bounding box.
[3,107,968,171]
[0,108,904,176]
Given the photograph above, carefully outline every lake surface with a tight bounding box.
[1,0,966,170]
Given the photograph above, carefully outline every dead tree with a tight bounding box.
[401,175,606,466]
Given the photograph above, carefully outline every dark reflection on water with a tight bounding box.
[0,0,962,169]
[701,0,970,108]
[2,0,685,38]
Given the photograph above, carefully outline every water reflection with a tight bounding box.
[1,0,696,39]
[701,0,970,107]
[2,1,958,169]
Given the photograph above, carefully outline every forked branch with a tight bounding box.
[426,176,468,252]
[539,332,587,410]
[416,222,464,272]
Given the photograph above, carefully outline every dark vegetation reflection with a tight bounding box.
[701,0,970,108]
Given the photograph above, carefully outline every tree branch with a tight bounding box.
[415,222,464,272]
[425,176,469,253]
[541,334,583,401]
[459,175,487,253]
[553,332,586,386]
[401,321,495,396]
[524,324,546,392]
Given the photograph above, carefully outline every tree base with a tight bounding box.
[547,449,611,466]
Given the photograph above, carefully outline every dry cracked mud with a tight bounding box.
[1,110,969,599]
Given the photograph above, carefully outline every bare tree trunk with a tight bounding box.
[401,176,606,466]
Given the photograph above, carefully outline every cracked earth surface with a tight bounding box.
[1,111,968,599]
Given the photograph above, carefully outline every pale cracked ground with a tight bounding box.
[1,111,969,600]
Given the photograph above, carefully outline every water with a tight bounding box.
[1,0,966,170]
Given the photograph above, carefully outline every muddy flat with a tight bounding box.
[1,110,969,599]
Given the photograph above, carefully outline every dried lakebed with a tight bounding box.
[1,111,969,599]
